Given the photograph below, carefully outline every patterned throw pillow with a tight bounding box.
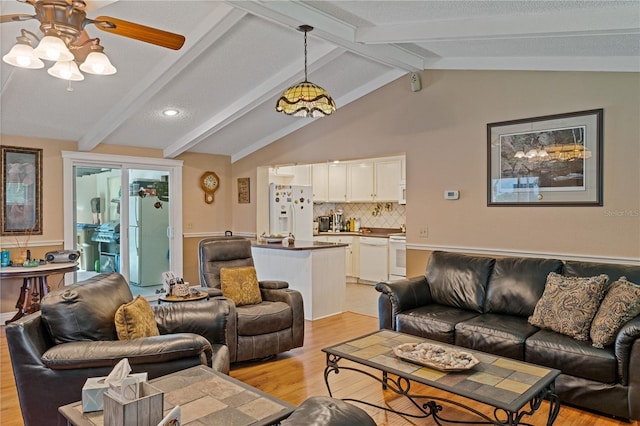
[114,295,160,340]
[590,277,640,348]
[528,272,609,341]
[220,266,262,306]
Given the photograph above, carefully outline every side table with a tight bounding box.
[1,262,78,324]
[157,291,209,304]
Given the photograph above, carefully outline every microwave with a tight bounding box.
[398,180,406,205]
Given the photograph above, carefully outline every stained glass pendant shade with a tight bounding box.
[276,25,336,117]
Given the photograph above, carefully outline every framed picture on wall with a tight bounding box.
[1,145,43,235]
[238,177,250,204]
[487,109,603,206]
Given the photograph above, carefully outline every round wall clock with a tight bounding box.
[200,171,220,204]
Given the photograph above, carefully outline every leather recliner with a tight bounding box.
[198,236,305,362]
[5,273,233,426]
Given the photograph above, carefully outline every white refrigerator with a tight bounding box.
[269,184,313,241]
[129,196,170,286]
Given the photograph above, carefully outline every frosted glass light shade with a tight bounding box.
[34,36,74,61]
[276,81,336,117]
[48,60,84,81]
[2,44,44,69]
[79,52,116,75]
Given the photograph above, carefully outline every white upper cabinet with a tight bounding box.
[328,163,348,202]
[374,158,403,201]
[269,165,311,186]
[312,163,328,202]
[280,155,404,204]
[347,160,375,202]
[346,157,402,202]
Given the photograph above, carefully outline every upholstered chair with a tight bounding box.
[6,273,233,426]
[198,236,305,362]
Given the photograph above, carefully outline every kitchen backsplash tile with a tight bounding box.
[313,202,406,229]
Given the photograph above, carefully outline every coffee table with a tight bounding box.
[322,330,561,425]
[59,365,295,426]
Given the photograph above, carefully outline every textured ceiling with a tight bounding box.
[1,0,638,162]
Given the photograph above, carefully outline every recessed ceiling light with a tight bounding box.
[162,108,179,117]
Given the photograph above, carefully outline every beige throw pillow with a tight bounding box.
[590,277,640,348]
[114,295,160,340]
[220,266,262,306]
[528,272,608,341]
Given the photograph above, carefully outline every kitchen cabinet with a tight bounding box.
[269,165,311,186]
[347,160,374,202]
[374,158,402,201]
[346,157,402,202]
[312,163,328,202]
[323,235,358,278]
[327,163,347,202]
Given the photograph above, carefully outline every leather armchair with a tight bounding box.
[6,273,233,426]
[198,236,304,362]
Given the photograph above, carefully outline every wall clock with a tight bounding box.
[200,171,220,204]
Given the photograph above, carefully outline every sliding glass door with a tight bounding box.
[63,152,183,295]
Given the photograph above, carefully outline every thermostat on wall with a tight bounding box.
[444,190,460,200]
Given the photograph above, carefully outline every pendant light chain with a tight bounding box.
[303,29,308,82]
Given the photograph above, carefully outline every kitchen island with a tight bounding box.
[252,240,348,320]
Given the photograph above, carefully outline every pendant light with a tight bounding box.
[276,25,336,118]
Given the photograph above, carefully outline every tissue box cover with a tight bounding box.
[104,382,164,426]
[82,373,148,412]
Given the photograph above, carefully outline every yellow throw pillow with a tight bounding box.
[114,295,160,340]
[220,266,262,306]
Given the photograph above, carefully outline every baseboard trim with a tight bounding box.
[407,243,640,266]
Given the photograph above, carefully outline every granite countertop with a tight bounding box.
[317,227,405,238]
[252,240,349,251]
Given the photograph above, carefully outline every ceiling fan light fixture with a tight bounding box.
[79,51,116,75]
[34,35,74,62]
[276,25,335,118]
[48,60,84,81]
[3,43,44,69]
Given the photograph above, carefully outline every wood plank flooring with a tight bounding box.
[2,312,638,425]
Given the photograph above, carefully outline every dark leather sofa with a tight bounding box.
[6,273,233,426]
[375,251,640,420]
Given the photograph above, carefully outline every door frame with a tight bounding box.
[62,151,184,283]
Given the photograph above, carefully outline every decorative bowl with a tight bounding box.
[392,342,479,372]
[265,236,285,244]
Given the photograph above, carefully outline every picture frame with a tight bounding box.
[1,145,43,235]
[487,109,603,206]
[237,177,250,204]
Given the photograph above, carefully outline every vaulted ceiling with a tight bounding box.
[1,1,638,162]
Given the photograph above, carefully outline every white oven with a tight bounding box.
[388,235,406,281]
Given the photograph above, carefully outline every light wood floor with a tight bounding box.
[2,312,638,425]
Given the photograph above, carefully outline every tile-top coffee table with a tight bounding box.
[59,365,295,426]
[322,330,561,425]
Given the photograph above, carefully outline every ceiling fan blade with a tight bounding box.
[1,14,36,23]
[93,15,185,50]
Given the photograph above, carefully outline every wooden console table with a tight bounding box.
[1,262,78,324]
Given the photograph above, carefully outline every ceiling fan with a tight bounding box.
[1,0,185,79]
